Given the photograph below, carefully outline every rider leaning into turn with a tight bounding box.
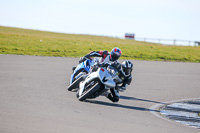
[77,47,133,103]
[79,47,122,64]
[97,60,133,103]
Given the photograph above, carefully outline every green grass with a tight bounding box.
[0,26,200,62]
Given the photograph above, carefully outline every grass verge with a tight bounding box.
[0,26,200,62]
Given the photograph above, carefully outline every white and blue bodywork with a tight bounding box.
[70,59,94,84]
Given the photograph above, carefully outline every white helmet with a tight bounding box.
[121,60,133,77]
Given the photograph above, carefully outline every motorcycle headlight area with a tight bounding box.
[107,68,118,76]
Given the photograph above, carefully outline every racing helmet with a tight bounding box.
[121,60,133,77]
[110,47,122,61]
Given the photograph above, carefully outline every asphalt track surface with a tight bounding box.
[0,55,200,133]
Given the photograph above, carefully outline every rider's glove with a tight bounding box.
[91,62,99,72]
[79,57,87,63]
[117,86,126,92]
[94,62,99,67]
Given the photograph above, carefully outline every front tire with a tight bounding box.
[67,75,83,91]
[78,81,100,101]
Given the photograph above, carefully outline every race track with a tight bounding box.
[0,55,200,133]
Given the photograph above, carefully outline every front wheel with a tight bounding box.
[78,81,100,101]
[67,75,83,91]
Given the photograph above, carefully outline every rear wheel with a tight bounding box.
[78,80,100,101]
[67,75,83,91]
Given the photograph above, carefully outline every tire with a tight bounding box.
[78,81,100,101]
[67,75,83,91]
[76,90,79,98]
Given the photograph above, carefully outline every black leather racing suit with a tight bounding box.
[79,50,117,63]
[98,62,132,102]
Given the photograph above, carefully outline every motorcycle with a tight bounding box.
[77,65,122,101]
[67,57,98,91]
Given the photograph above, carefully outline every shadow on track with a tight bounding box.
[85,99,160,112]
[120,95,165,104]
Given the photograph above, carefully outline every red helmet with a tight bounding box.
[110,47,122,61]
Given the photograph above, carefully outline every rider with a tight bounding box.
[72,47,122,71]
[98,60,133,103]
[79,47,122,64]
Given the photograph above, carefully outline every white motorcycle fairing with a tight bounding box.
[78,67,116,97]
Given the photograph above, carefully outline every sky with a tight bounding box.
[0,0,200,45]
